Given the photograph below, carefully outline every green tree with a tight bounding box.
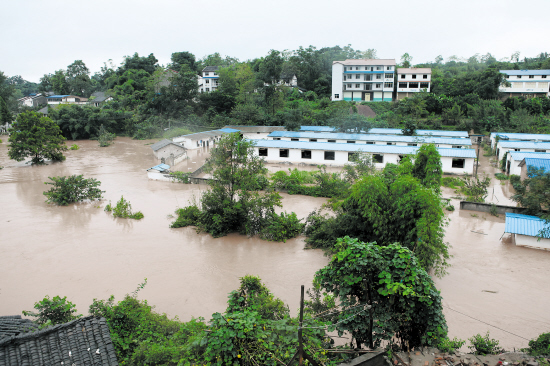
[0,96,13,124]
[50,69,70,95]
[66,60,91,96]
[401,120,417,136]
[23,295,82,328]
[412,143,443,192]
[315,237,447,350]
[401,53,413,68]
[8,111,67,164]
[170,51,196,72]
[43,175,104,205]
[512,167,550,216]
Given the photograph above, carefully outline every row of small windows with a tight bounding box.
[400,74,428,79]
[346,83,393,88]
[259,148,467,168]
[507,75,547,79]
[344,66,393,71]
[346,74,394,79]
[274,137,419,146]
[398,82,430,88]
[204,72,218,76]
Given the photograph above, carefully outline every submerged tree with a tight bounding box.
[8,111,67,164]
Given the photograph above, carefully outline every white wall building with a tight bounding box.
[496,140,550,161]
[490,132,550,150]
[18,93,47,107]
[506,151,550,175]
[172,128,239,149]
[332,59,396,102]
[267,131,472,149]
[46,95,88,105]
[396,68,432,100]
[499,70,550,98]
[222,126,286,140]
[252,140,476,174]
[199,66,219,93]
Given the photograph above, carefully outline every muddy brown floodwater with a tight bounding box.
[1,138,549,351]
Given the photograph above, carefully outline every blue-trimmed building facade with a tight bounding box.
[332,59,396,102]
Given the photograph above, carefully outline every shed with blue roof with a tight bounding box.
[519,158,550,180]
[505,213,550,250]
[495,140,550,161]
[252,139,476,174]
[506,151,550,175]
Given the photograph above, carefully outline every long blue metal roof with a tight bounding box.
[499,141,550,149]
[47,95,70,98]
[299,126,469,138]
[509,152,550,161]
[299,126,335,132]
[268,131,472,145]
[491,132,550,141]
[500,70,550,76]
[522,158,550,173]
[505,213,550,238]
[252,140,476,158]
[218,128,240,133]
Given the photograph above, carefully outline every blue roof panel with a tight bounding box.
[523,158,550,173]
[491,132,550,141]
[268,131,471,145]
[299,126,335,132]
[148,164,170,172]
[252,140,476,158]
[299,126,469,138]
[47,95,70,98]
[509,152,550,161]
[499,141,550,149]
[505,213,550,238]
[500,70,550,76]
[218,128,241,133]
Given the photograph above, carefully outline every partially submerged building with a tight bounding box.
[172,128,240,149]
[252,140,476,174]
[147,163,171,180]
[0,316,118,365]
[267,131,472,148]
[505,213,550,251]
[150,139,186,165]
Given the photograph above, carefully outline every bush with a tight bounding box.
[105,196,144,219]
[169,171,191,183]
[23,295,82,328]
[437,337,466,353]
[525,332,550,356]
[171,205,201,228]
[163,127,192,140]
[510,174,521,189]
[69,144,79,150]
[495,173,509,180]
[259,212,305,242]
[98,125,116,147]
[468,332,503,355]
[446,204,455,211]
[442,177,464,189]
[43,175,104,205]
[489,203,499,216]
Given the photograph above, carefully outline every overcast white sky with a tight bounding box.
[1,0,549,83]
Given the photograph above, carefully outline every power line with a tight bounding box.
[443,305,529,341]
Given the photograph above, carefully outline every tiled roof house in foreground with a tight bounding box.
[0,316,118,366]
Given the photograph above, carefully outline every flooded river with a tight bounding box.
[1,138,549,350]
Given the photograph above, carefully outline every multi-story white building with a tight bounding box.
[396,68,431,100]
[332,59,396,102]
[499,70,550,98]
[200,66,220,93]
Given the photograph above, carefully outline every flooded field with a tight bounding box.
[1,138,549,350]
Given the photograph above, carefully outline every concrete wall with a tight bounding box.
[337,350,389,366]
[514,234,550,250]
[332,63,344,101]
[459,201,527,215]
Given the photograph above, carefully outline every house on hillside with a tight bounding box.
[150,139,186,165]
[332,59,396,102]
[505,213,550,250]
[88,91,113,107]
[499,70,550,98]
[47,95,88,105]
[0,316,118,365]
[200,66,219,93]
[396,68,432,100]
[17,93,47,108]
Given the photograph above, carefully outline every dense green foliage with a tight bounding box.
[525,332,550,356]
[23,295,82,328]
[8,111,67,164]
[105,196,144,219]
[456,174,491,202]
[437,337,466,353]
[98,124,116,147]
[468,332,503,355]
[512,167,550,215]
[43,175,103,205]
[315,237,447,350]
[412,144,443,192]
[169,171,192,183]
[171,133,302,241]
[305,157,449,276]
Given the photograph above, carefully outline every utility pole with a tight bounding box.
[475,137,480,177]
[288,285,320,366]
